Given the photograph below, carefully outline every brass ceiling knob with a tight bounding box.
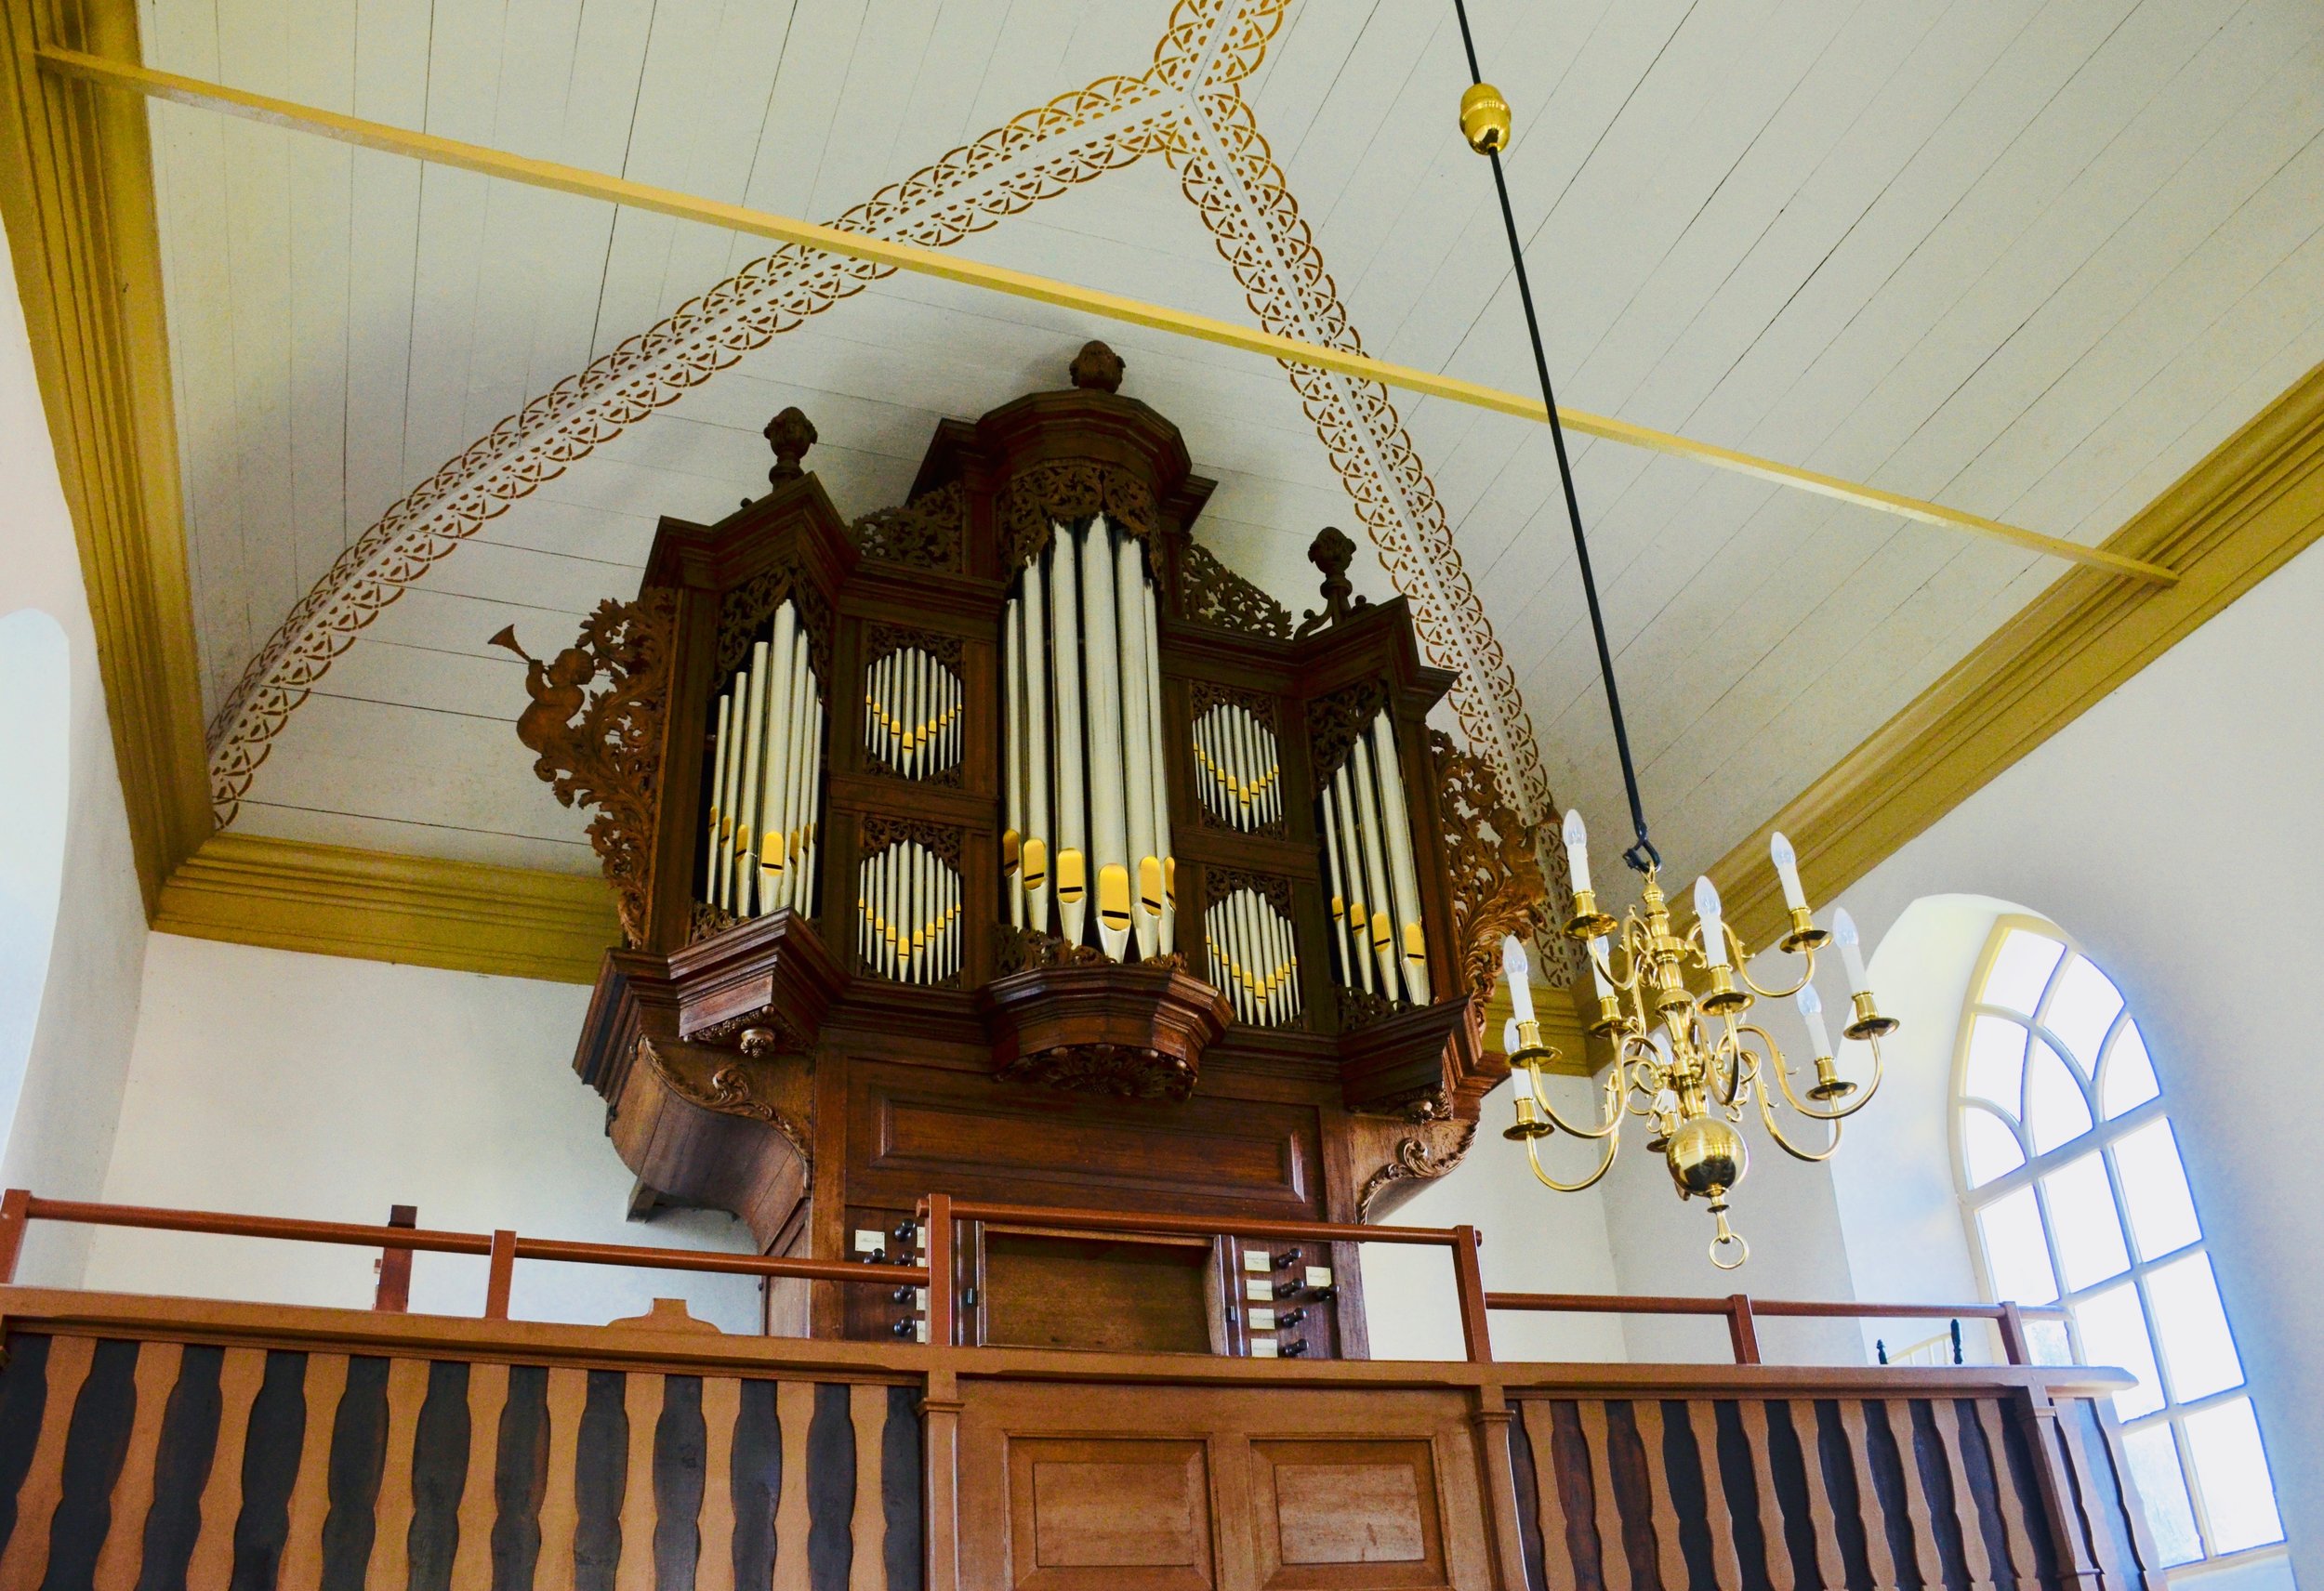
[1459,82,1512,154]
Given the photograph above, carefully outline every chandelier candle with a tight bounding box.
[1499,811,1903,1268]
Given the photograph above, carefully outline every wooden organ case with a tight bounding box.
[523,344,1546,1358]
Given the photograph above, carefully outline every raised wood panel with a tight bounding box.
[959,1381,1491,1591]
[1009,1438,1215,1591]
[850,1058,1321,1218]
[1252,1439,1447,1590]
[982,1231,1219,1357]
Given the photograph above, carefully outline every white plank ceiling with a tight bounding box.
[143,0,2324,881]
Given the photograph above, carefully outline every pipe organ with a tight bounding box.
[527,346,1548,1359]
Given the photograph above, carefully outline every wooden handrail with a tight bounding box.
[936,1199,1463,1246]
[1486,1288,2069,1366]
[0,1191,930,1317]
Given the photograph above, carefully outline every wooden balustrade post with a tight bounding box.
[924,1193,954,1348]
[483,1229,517,1320]
[0,1190,29,1284]
[922,1366,963,1591]
[1998,1301,2031,1366]
[373,1203,416,1312]
[1453,1226,1492,1363]
[1725,1294,1762,1365]
[2017,1382,2105,1591]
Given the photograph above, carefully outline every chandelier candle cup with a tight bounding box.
[1831,909,1898,1041]
[1769,832,1827,951]
[1561,809,1618,938]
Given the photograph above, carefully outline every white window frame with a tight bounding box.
[1952,914,2286,1579]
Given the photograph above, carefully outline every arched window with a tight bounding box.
[1956,916,2284,1571]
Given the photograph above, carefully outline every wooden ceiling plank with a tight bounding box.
[305,634,525,724]
[231,801,595,877]
[340,0,431,547]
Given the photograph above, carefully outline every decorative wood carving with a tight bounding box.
[493,592,675,946]
[715,559,835,681]
[637,1034,813,1168]
[981,962,1234,1103]
[861,814,964,867]
[1336,986,1400,1035]
[995,927,1111,976]
[1355,1119,1480,1223]
[1295,525,1368,638]
[1305,677,1392,787]
[1431,730,1550,1013]
[1180,541,1294,639]
[851,480,967,572]
[689,900,744,944]
[997,460,1159,572]
[1202,865,1293,916]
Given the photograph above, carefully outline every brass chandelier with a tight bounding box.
[1450,3,1895,1265]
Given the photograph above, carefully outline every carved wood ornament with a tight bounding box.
[493,592,675,946]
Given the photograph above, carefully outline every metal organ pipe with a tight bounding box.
[1000,518,1174,964]
[1002,614,1025,930]
[706,692,733,905]
[757,604,795,910]
[1368,712,1428,998]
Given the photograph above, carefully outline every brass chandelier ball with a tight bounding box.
[1459,83,1512,154]
[1664,1114,1747,1202]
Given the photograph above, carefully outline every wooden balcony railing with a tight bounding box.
[0,1187,2158,1591]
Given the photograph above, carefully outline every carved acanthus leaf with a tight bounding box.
[996,927,1111,975]
[861,814,964,868]
[1204,865,1293,917]
[1433,729,1551,1019]
[1305,678,1391,787]
[1357,1121,1477,1222]
[503,592,674,946]
[851,480,966,572]
[635,1035,812,1173]
[715,560,835,682]
[997,461,1157,571]
[1180,541,1293,639]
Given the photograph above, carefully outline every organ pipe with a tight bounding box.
[1205,886,1301,1029]
[700,599,825,923]
[1314,708,1430,1010]
[1002,517,1173,964]
[1002,611,1025,929]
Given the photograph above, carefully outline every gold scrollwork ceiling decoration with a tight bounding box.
[204,0,1565,908]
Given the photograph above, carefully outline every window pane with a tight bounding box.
[1965,1015,2027,1119]
[2025,1038,2093,1154]
[2182,1399,2286,1553]
[1977,1188,2058,1305]
[2026,1318,2075,1365]
[2120,1423,2202,1565]
[2071,1282,2163,1418]
[2112,1119,2199,1260]
[1984,928,2065,1015]
[2100,1022,2159,1118]
[2041,1154,2128,1291]
[1962,1108,2027,1189]
[2045,955,2123,1069]
[2147,1253,2243,1401]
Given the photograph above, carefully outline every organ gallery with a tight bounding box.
[508,344,1548,1355]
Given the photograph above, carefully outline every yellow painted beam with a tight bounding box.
[35,44,2176,587]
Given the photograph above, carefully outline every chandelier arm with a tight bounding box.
[1734,938,1816,1000]
[1768,1028,1888,1122]
[1757,1077,1844,1163]
[1528,1066,1627,1141]
[1522,1119,1621,1192]
[1707,1025,1753,1110]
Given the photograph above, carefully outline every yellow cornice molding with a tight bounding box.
[154,833,619,985]
[0,0,211,911]
[1714,360,2324,949]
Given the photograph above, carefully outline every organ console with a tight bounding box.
[512,343,1550,1355]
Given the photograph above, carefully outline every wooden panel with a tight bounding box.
[983,1232,1216,1356]
[853,1058,1323,1217]
[1250,1439,1446,1590]
[960,1381,1489,1591]
[1008,1438,1214,1591]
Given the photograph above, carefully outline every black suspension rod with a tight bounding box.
[1448,0,1659,874]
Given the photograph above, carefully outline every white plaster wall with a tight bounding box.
[84,935,763,1333]
[0,215,150,1287]
[1363,1072,1628,1363]
[1821,535,2324,1583]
